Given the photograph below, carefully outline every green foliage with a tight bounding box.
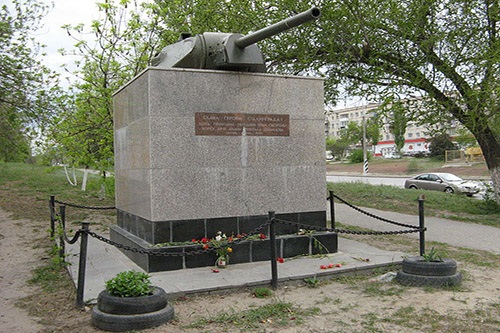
[349,149,372,163]
[49,0,162,170]
[252,287,273,298]
[0,0,63,162]
[29,245,69,292]
[304,277,320,288]
[428,133,457,160]
[422,247,444,262]
[0,163,116,221]
[105,270,153,297]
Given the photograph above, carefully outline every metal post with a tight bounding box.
[329,190,335,229]
[418,195,426,256]
[362,113,368,175]
[59,205,66,260]
[49,195,55,238]
[269,211,278,290]
[76,222,90,309]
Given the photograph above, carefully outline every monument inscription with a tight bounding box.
[195,112,290,136]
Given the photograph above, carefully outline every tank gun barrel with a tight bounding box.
[234,7,321,49]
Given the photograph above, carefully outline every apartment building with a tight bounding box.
[325,101,459,157]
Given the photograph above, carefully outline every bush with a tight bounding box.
[349,149,372,163]
[105,271,153,297]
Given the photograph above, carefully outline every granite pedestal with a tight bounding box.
[112,68,337,271]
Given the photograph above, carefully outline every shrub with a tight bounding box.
[349,149,372,163]
[105,270,153,297]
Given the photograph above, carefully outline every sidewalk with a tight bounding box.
[66,235,407,304]
[330,203,500,254]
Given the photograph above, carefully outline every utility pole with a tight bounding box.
[362,113,368,175]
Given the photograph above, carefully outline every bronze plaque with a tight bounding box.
[195,112,290,136]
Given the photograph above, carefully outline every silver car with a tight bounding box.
[404,173,480,196]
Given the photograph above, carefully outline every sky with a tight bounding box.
[27,0,364,107]
[34,0,102,82]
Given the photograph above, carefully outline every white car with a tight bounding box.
[384,152,401,159]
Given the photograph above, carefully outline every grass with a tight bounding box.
[328,182,499,227]
[185,301,320,330]
[0,162,116,227]
[28,244,70,293]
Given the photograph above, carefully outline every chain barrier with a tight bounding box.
[51,195,270,257]
[54,199,115,210]
[83,220,271,257]
[330,193,421,230]
[51,193,424,255]
[52,213,83,244]
[273,218,422,235]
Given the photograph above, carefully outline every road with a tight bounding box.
[327,174,488,198]
[327,175,406,188]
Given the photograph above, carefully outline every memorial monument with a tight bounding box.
[110,8,338,272]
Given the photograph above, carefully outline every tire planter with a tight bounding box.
[401,256,457,276]
[92,286,174,332]
[396,256,462,287]
[97,286,168,314]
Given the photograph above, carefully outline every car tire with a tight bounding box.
[401,256,457,276]
[92,303,174,331]
[444,187,454,194]
[97,287,168,315]
[409,185,417,189]
[395,271,462,287]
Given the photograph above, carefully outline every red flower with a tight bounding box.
[191,238,198,243]
[202,244,209,250]
[228,237,233,242]
[212,269,219,273]
[320,265,327,269]
[277,257,284,263]
[201,237,209,244]
[327,263,334,268]
[259,233,266,239]
[335,263,342,268]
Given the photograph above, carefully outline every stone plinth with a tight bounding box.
[111,67,336,271]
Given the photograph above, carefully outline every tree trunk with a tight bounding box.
[474,129,500,204]
[489,165,500,205]
[81,167,89,192]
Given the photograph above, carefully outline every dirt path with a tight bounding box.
[0,209,44,332]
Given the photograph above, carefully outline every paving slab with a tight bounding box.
[66,234,407,304]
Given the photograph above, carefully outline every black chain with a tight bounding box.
[330,193,420,230]
[54,200,115,210]
[273,218,424,236]
[84,220,272,257]
[54,217,83,244]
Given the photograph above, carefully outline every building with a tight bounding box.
[325,100,459,157]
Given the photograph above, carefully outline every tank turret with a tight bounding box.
[151,7,320,72]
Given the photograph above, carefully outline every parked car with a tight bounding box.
[404,173,480,196]
[384,152,401,159]
[326,150,334,161]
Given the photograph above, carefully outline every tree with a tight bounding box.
[258,0,500,203]
[49,0,163,171]
[0,0,61,162]
[60,0,500,203]
[388,102,410,153]
[428,133,457,160]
